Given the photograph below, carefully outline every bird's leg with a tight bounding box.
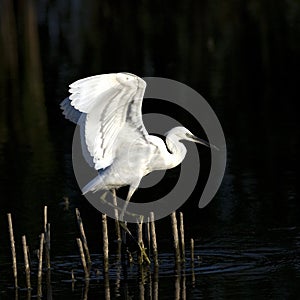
[109,188,128,264]
[119,181,140,266]
[119,183,139,222]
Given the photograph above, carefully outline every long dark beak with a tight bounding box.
[187,133,219,150]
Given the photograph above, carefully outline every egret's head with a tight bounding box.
[166,127,218,150]
[116,72,138,87]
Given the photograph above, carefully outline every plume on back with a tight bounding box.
[60,73,150,170]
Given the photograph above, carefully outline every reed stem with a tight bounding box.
[102,214,109,273]
[43,206,51,269]
[75,208,92,266]
[190,238,194,263]
[179,212,185,262]
[22,235,31,289]
[37,233,44,298]
[7,213,18,289]
[44,206,47,233]
[137,221,144,264]
[171,212,181,264]
[150,212,158,266]
[76,238,89,279]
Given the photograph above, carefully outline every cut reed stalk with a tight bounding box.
[137,221,144,264]
[171,212,181,264]
[146,217,151,257]
[179,212,185,262]
[7,213,18,289]
[37,233,44,298]
[150,212,158,267]
[75,208,92,266]
[44,206,51,269]
[190,238,194,263]
[22,235,31,289]
[76,238,89,280]
[44,206,47,232]
[102,214,109,273]
[45,223,51,269]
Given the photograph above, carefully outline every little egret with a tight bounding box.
[61,72,215,219]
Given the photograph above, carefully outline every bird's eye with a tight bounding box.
[126,77,129,80]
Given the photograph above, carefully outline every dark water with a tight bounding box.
[0,0,299,299]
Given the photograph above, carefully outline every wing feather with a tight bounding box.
[60,97,83,124]
[126,79,149,139]
[64,73,151,170]
[69,74,120,113]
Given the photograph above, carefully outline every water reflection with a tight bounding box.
[104,273,110,300]
[1,227,300,299]
[83,279,89,300]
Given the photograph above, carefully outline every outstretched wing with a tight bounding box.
[62,73,150,170]
[60,97,83,124]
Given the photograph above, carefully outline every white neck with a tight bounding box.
[165,133,187,168]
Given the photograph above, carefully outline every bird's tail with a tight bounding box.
[82,175,104,195]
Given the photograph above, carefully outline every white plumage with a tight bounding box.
[61,72,213,218]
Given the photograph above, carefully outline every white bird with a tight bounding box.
[61,72,214,219]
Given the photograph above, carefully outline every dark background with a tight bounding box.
[0,0,299,298]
